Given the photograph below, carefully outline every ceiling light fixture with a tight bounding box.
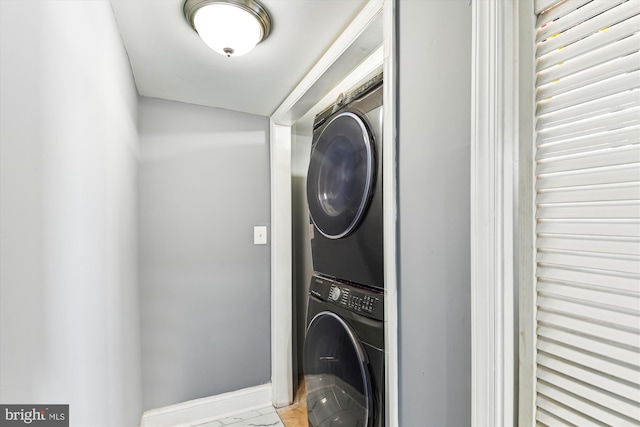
[184,0,272,58]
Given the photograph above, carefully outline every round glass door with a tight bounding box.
[307,112,375,239]
[304,312,372,427]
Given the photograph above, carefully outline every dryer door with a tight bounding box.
[307,112,375,239]
[304,311,373,427]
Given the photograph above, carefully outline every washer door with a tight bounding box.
[304,311,373,427]
[307,112,375,239]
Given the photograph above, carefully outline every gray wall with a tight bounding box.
[398,0,472,425]
[0,1,141,426]
[138,97,271,410]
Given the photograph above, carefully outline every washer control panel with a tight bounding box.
[309,275,383,321]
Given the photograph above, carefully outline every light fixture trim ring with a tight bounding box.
[184,0,272,43]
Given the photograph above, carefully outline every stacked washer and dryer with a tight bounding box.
[304,71,385,427]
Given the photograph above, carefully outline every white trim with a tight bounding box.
[470,0,518,425]
[382,0,399,426]
[269,121,293,408]
[270,0,383,126]
[139,384,272,427]
[517,1,537,425]
[269,0,394,417]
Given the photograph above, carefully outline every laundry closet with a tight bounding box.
[277,4,392,425]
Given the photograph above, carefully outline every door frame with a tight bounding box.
[470,0,535,425]
[470,1,517,425]
[269,1,398,426]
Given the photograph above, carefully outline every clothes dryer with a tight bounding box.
[306,73,384,291]
[304,274,384,427]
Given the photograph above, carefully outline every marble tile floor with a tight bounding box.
[190,379,308,427]
[191,406,284,427]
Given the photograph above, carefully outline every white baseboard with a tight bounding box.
[139,383,273,427]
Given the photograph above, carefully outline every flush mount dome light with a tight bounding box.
[184,0,271,57]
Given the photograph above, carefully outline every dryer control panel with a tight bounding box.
[309,275,383,321]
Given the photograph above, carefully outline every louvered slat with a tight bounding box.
[536,396,601,427]
[536,407,577,427]
[536,108,640,146]
[537,90,640,131]
[536,234,640,255]
[536,0,627,43]
[536,0,640,57]
[537,353,640,400]
[536,52,640,102]
[536,219,640,237]
[537,367,640,421]
[536,127,640,158]
[536,70,640,115]
[537,339,639,382]
[537,249,640,273]
[535,0,566,15]
[537,182,640,204]
[536,201,639,219]
[538,326,640,366]
[537,0,592,28]
[537,377,640,425]
[538,310,640,347]
[536,163,640,189]
[537,272,640,298]
[537,34,640,86]
[536,295,639,329]
[536,14,640,73]
[536,145,640,173]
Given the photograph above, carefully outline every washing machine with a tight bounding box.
[306,72,384,291]
[304,274,384,427]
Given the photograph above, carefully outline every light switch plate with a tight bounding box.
[254,226,267,245]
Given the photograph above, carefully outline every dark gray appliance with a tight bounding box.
[306,72,384,291]
[304,274,384,427]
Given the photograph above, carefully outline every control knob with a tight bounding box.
[329,286,341,302]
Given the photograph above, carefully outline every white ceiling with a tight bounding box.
[110,0,370,117]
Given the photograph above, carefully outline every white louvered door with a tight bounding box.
[533,0,640,425]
